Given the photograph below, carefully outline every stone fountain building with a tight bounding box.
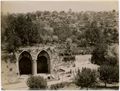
[15,45,59,76]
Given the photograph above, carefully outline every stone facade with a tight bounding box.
[15,45,59,76]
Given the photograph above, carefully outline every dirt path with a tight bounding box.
[3,79,28,90]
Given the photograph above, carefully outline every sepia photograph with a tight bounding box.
[1,0,119,90]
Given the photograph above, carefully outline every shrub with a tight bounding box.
[27,76,47,90]
[98,65,119,87]
[63,55,75,62]
[50,83,64,90]
[50,82,71,90]
[74,68,97,89]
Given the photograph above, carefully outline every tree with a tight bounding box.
[74,68,97,90]
[91,43,118,66]
[15,13,39,45]
[6,34,21,53]
[1,14,7,43]
[104,44,118,66]
[91,42,108,65]
[64,38,72,55]
[98,65,119,87]
[4,14,22,53]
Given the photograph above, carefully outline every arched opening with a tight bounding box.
[37,50,50,73]
[19,51,32,75]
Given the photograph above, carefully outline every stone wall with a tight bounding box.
[15,45,60,76]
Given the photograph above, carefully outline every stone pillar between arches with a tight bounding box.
[32,60,37,75]
[16,60,20,76]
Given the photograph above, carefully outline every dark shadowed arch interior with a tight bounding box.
[37,50,50,73]
[19,51,32,75]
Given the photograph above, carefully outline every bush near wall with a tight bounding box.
[74,68,97,89]
[50,82,71,90]
[27,76,47,90]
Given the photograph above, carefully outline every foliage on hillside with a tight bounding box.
[1,10,118,53]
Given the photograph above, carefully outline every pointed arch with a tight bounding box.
[19,51,32,75]
[37,50,50,73]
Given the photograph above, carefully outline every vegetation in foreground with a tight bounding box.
[74,68,97,90]
[98,65,119,87]
[27,76,47,90]
[26,66,119,90]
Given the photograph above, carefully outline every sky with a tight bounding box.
[2,0,118,14]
